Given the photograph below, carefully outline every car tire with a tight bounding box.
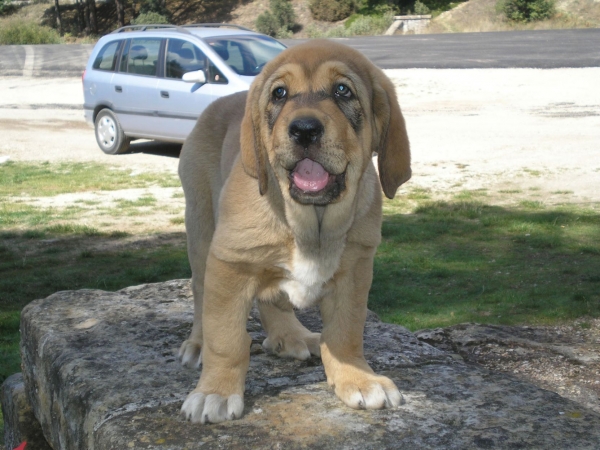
[94,109,130,155]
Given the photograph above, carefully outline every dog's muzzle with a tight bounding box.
[285,117,346,205]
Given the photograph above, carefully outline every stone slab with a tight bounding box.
[18,280,600,449]
[1,373,52,450]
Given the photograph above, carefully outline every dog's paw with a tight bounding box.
[178,339,202,368]
[334,373,403,410]
[181,392,244,424]
[262,331,321,360]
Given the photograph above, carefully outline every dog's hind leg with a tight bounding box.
[178,214,212,368]
[258,295,321,360]
[178,132,222,369]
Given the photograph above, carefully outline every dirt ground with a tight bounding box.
[1,69,599,414]
[1,69,599,206]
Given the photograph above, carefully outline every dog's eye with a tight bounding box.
[334,84,352,98]
[273,87,287,101]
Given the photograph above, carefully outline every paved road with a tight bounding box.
[0,28,598,77]
[0,43,93,77]
[287,28,600,69]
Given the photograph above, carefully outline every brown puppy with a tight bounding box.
[178,40,411,424]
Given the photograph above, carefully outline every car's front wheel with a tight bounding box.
[94,109,130,155]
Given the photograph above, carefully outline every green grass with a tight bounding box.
[372,199,600,330]
[0,160,180,197]
[0,161,187,388]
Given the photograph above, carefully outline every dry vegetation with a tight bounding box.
[1,0,599,43]
[428,0,600,33]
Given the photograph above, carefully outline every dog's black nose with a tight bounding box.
[288,118,324,148]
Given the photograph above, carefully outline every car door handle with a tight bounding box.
[160,91,169,98]
[115,86,122,93]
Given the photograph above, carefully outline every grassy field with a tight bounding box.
[1,160,599,439]
[0,161,188,384]
[373,194,600,329]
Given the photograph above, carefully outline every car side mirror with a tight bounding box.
[182,70,206,84]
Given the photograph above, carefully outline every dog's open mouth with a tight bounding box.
[288,158,345,205]
[292,158,333,192]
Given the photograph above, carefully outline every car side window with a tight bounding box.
[126,38,161,77]
[165,38,228,84]
[207,61,228,84]
[93,41,120,71]
[166,39,206,80]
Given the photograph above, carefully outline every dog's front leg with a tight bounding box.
[181,253,253,424]
[259,296,321,360]
[320,251,403,410]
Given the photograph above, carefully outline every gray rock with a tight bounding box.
[17,280,600,449]
[1,373,52,450]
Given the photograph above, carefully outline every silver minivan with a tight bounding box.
[83,24,286,154]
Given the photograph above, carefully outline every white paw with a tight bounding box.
[181,392,244,424]
[337,377,404,410]
[178,340,202,368]
[262,332,321,360]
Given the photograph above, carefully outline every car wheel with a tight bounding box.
[94,109,130,155]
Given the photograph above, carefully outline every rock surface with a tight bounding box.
[16,280,600,449]
[1,373,52,450]
[415,322,600,414]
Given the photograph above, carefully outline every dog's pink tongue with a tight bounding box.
[292,158,330,192]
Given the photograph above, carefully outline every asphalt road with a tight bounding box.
[0,28,599,77]
[292,28,600,69]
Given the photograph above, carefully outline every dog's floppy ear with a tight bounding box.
[240,81,269,195]
[372,72,411,199]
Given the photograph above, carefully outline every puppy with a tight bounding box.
[178,39,411,424]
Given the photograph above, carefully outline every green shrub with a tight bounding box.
[414,0,432,14]
[309,0,357,22]
[311,11,394,37]
[256,11,280,36]
[0,18,62,45]
[255,0,296,37]
[0,0,16,16]
[132,11,169,25]
[346,11,394,33]
[499,0,555,22]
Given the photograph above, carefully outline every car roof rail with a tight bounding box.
[182,23,253,31]
[111,23,253,34]
[111,24,191,34]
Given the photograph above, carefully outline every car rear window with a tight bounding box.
[93,41,120,71]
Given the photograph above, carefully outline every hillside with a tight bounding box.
[229,0,344,38]
[428,0,600,33]
[1,0,599,42]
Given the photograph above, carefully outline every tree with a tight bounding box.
[140,0,169,17]
[54,0,63,35]
[115,0,126,28]
[86,0,98,34]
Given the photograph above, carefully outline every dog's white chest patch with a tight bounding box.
[279,248,337,309]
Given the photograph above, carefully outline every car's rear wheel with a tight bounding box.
[95,109,130,155]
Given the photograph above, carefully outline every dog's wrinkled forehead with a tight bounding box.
[261,42,373,96]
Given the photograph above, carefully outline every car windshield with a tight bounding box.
[203,35,286,77]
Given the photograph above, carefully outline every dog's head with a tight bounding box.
[241,40,411,204]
